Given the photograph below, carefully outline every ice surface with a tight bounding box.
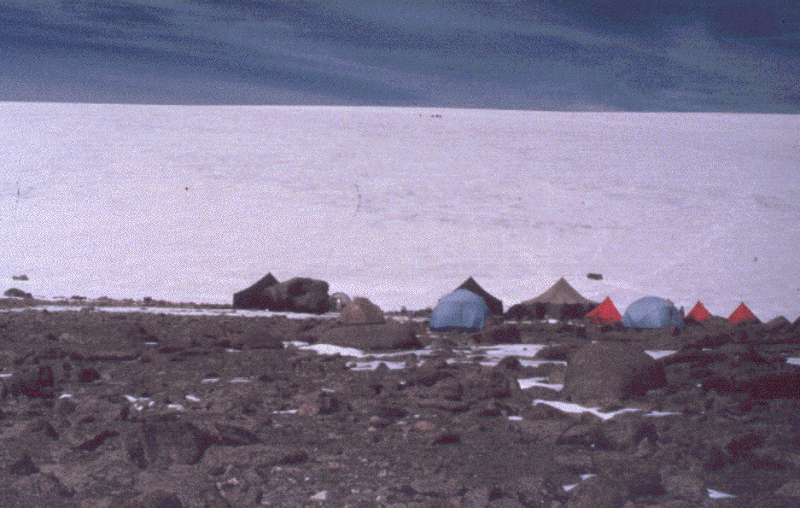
[645,350,677,360]
[2,103,798,320]
[518,378,564,391]
[533,399,641,420]
[707,489,736,499]
[298,343,367,358]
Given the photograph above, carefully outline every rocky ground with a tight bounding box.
[1,300,799,508]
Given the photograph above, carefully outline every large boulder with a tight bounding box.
[4,287,32,299]
[338,297,385,325]
[125,419,211,469]
[234,276,330,314]
[318,321,422,351]
[232,273,279,309]
[563,342,667,406]
[263,277,330,314]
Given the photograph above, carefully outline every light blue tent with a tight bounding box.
[622,296,685,328]
[430,289,489,331]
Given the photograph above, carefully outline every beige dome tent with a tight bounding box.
[339,297,386,325]
[507,277,598,320]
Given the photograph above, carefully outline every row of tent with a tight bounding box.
[430,277,763,331]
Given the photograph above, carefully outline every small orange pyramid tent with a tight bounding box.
[584,296,622,324]
[728,302,759,324]
[685,301,712,323]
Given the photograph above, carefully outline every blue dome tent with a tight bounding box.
[622,296,685,329]
[430,289,489,331]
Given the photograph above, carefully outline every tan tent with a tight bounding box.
[507,278,598,320]
[339,297,386,325]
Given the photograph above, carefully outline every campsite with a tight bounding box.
[1,274,799,508]
[1,104,797,508]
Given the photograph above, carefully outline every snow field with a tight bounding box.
[1,103,798,320]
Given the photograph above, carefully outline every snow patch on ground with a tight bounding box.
[532,399,641,420]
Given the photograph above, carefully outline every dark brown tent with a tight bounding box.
[457,277,503,315]
[507,277,598,320]
[233,272,279,309]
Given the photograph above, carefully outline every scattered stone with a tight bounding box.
[125,420,210,468]
[469,324,521,345]
[128,490,184,508]
[776,479,800,497]
[338,297,385,324]
[0,306,796,507]
[660,468,708,504]
[431,431,461,445]
[4,287,32,298]
[565,475,627,508]
[233,324,284,350]
[318,321,421,350]
[9,365,56,399]
[563,342,666,405]
[8,452,39,476]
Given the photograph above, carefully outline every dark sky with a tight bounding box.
[1,0,798,112]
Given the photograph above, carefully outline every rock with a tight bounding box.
[462,487,493,508]
[4,287,32,298]
[125,419,211,469]
[10,472,75,503]
[776,479,800,497]
[487,498,526,508]
[232,272,279,309]
[233,324,283,350]
[297,390,347,416]
[126,490,184,508]
[461,367,517,401]
[430,431,461,445]
[563,342,666,406]
[8,452,39,476]
[554,450,594,474]
[660,468,707,504]
[338,297,385,324]
[318,321,421,350]
[469,324,521,345]
[12,274,29,281]
[592,452,663,498]
[534,344,573,361]
[233,276,330,313]
[500,475,564,507]
[263,277,330,314]
[740,370,800,399]
[763,315,791,333]
[601,414,658,451]
[77,367,101,383]
[9,365,56,399]
[724,431,764,458]
[566,475,627,508]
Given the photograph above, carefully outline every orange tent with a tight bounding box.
[584,296,622,324]
[686,301,712,323]
[728,302,759,324]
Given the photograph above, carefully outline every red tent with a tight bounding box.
[728,302,759,324]
[686,301,712,322]
[584,296,622,324]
